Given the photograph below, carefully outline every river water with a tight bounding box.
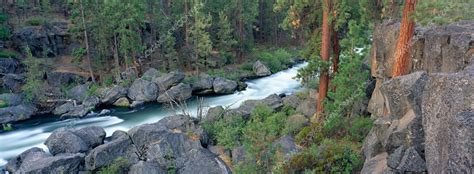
[0,62,307,167]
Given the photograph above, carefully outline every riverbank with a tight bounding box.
[0,62,307,169]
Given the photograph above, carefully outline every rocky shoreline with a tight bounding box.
[3,86,317,173]
[0,59,290,127]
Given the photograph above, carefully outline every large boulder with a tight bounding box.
[205,106,224,123]
[421,68,473,173]
[129,161,166,174]
[253,60,272,77]
[157,83,192,103]
[45,126,106,155]
[212,77,237,94]
[224,94,283,119]
[152,71,185,91]
[46,71,85,87]
[128,115,229,173]
[53,96,99,119]
[85,132,139,171]
[192,74,215,95]
[113,97,130,107]
[6,147,47,173]
[0,104,37,124]
[272,135,300,160]
[141,68,161,81]
[68,83,90,101]
[12,153,84,174]
[128,78,158,102]
[0,93,23,106]
[101,85,128,104]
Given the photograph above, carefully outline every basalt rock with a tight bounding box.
[12,22,71,57]
[45,126,106,155]
[253,60,272,77]
[213,77,237,94]
[0,58,20,74]
[101,85,128,104]
[85,133,139,171]
[0,104,37,124]
[128,78,158,102]
[152,71,185,91]
[157,83,192,103]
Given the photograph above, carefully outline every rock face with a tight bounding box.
[362,20,474,173]
[46,71,85,87]
[213,77,237,94]
[1,73,25,92]
[128,78,158,102]
[0,94,37,124]
[157,83,192,103]
[12,22,71,57]
[192,74,215,95]
[253,60,272,77]
[421,67,473,173]
[45,126,106,155]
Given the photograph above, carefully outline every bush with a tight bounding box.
[0,50,18,58]
[0,100,7,108]
[2,123,13,131]
[87,83,100,97]
[259,48,293,73]
[25,17,45,26]
[283,114,308,136]
[204,115,245,148]
[99,157,130,174]
[349,116,373,142]
[0,27,9,40]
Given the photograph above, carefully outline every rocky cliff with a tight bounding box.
[362,20,473,173]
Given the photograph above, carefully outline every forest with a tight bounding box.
[0,0,473,173]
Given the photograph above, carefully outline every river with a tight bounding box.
[0,62,307,167]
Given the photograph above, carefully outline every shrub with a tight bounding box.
[283,114,308,136]
[99,157,130,174]
[0,50,18,58]
[87,83,100,97]
[0,27,9,40]
[25,17,45,26]
[349,116,373,142]
[204,115,245,148]
[2,123,13,131]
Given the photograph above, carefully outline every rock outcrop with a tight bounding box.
[253,60,272,77]
[12,22,71,57]
[0,93,37,124]
[45,126,106,155]
[157,83,192,103]
[213,77,237,94]
[128,78,158,102]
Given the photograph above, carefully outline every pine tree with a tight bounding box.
[315,0,332,120]
[216,11,237,62]
[190,1,213,73]
[392,0,417,77]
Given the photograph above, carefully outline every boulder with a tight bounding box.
[130,101,144,108]
[68,83,90,101]
[128,78,158,102]
[82,96,100,108]
[129,161,166,174]
[113,97,130,108]
[224,94,283,119]
[101,85,127,104]
[192,74,214,95]
[295,90,317,117]
[128,115,228,174]
[45,126,106,155]
[232,146,246,165]
[362,129,384,162]
[6,147,47,173]
[16,153,84,174]
[282,94,301,109]
[0,93,23,106]
[0,104,37,124]
[212,77,237,94]
[361,153,389,174]
[421,68,473,173]
[0,58,19,74]
[253,60,272,77]
[85,134,139,171]
[1,73,24,92]
[152,71,185,91]
[284,114,309,135]
[157,83,192,103]
[395,147,427,172]
[46,71,85,87]
[205,106,224,123]
[120,68,138,82]
[272,135,300,160]
[141,68,161,81]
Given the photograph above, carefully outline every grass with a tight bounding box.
[0,50,19,59]
[25,17,45,26]
[2,123,13,131]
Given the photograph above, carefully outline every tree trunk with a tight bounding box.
[79,0,96,83]
[331,28,340,92]
[184,0,189,47]
[392,0,417,77]
[315,0,331,120]
[113,34,120,71]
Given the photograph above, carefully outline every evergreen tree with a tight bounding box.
[392,0,417,77]
[216,11,237,63]
[189,1,213,73]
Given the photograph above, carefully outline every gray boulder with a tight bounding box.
[361,152,389,174]
[54,96,98,119]
[205,106,224,123]
[101,85,128,104]
[396,147,427,172]
[113,97,130,107]
[0,104,37,124]
[128,78,158,102]
[253,60,271,77]
[422,68,473,173]
[129,161,166,174]
[282,94,301,109]
[46,72,85,87]
[6,147,47,173]
[152,71,185,91]
[157,83,192,103]
[224,94,283,119]
[141,68,161,81]
[272,135,300,160]
[232,146,246,165]
[68,83,90,101]
[213,77,237,94]
[45,126,106,155]
[0,93,23,106]
[192,74,215,95]
[85,133,139,171]
[295,90,318,117]
[17,152,84,174]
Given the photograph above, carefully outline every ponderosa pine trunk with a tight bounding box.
[79,0,96,83]
[315,0,331,120]
[332,28,340,92]
[392,0,417,77]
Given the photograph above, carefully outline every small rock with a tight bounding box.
[113,97,130,107]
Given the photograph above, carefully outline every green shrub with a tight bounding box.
[99,157,130,174]
[2,123,13,131]
[25,18,45,26]
[349,116,373,142]
[0,100,8,108]
[283,114,308,136]
[0,50,18,58]
[0,27,9,40]
[87,83,100,97]
[259,48,293,73]
[204,115,245,148]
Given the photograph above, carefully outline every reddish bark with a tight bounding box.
[392,0,417,77]
[316,0,331,118]
[331,28,340,92]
